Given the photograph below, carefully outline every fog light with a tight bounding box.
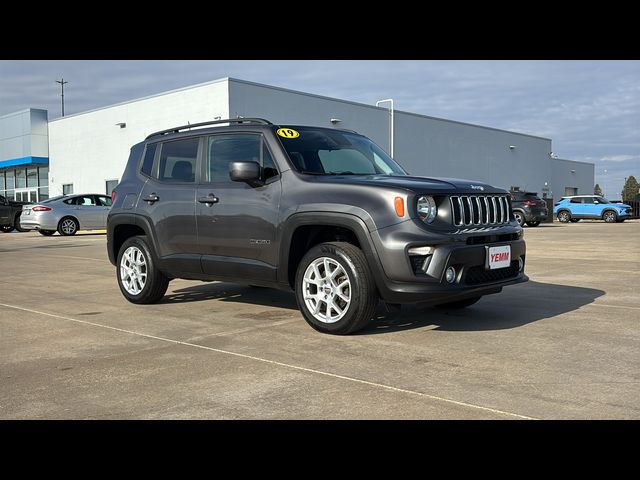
[518,257,524,272]
[445,266,456,284]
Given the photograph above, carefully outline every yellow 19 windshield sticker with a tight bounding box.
[277,128,300,139]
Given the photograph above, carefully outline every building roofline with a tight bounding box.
[553,157,595,167]
[0,108,48,120]
[48,77,230,122]
[227,78,553,141]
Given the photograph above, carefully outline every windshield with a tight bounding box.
[276,127,407,176]
[594,196,611,204]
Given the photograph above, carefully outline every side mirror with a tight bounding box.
[229,161,262,186]
[594,201,599,204]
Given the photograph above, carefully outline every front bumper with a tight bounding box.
[366,219,528,304]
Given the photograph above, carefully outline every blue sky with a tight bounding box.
[1,60,638,198]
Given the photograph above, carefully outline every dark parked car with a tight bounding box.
[510,191,548,227]
[107,118,527,334]
[0,194,30,232]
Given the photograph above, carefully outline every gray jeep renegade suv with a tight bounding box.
[107,118,527,334]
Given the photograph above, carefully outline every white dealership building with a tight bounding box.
[0,77,594,203]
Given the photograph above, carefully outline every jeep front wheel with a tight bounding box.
[117,235,169,304]
[295,242,378,335]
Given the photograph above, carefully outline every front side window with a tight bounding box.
[570,198,582,204]
[65,195,96,206]
[277,127,406,176]
[158,138,199,183]
[582,197,594,204]
[207,134,277,183]
[594,196,610,204]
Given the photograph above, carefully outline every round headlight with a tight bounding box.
[417,196,437,223]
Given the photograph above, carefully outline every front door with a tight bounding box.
[197,133,281,282]
[135,137,201,274]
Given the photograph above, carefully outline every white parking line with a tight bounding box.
[589,303,640,311]
[0,302,536,420]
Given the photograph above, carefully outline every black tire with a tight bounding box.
[435,296,482,309]
[603,210,617,223]
[526,221,541,227]
[116,235,169,304]
[0,225,14,233]
[514,211,525,227]
[557,210,571,223]
[14,214,28,232]
[57,216,79,236]
[38,230,55,236]
[295,241,378,335]
[569,218,580,223]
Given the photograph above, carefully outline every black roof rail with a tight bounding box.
[145,118,273,140]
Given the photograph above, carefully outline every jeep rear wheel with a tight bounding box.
[295,242,378,335]
[117,235,169,304]
[557,211,571,223]
[603,211,617,223]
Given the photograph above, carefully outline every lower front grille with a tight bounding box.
[464,261,519,285]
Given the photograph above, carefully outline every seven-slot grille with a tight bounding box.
[450,195,511,226]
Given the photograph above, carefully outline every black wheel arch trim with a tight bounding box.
[107,213,160,266]
[278,211,389,294]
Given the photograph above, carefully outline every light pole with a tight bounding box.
[603,169,607,197]
[376,98,394,158]
[56,78,68,117]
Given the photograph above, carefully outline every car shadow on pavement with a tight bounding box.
[165,280,604,334]
[361,280,605,334]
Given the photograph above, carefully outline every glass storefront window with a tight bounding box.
[38,167,49,187]
[27,167,38,188]
[6,170,15,190]
[0,172,4,190]
[16,169,26,188]
[39,187,49,200]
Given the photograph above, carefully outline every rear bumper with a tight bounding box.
[523,207,548,222]
[19,214,58,231]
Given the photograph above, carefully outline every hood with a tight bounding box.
[615,203,632,208]
[306,174,506,194]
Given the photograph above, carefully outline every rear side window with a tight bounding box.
[141,143,157,176]
[158,138,199,183]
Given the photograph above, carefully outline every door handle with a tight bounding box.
[198,194,219,206]
[143,193,159,203]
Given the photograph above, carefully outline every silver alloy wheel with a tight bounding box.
[604,211,616,223]
[302,256,351,323]
[558,211,570,223]
[61,218,77,234]
[120,246,148,295]
[514,211,524,226]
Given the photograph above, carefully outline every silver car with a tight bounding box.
[20,193,113,236]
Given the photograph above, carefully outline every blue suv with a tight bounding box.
[554,195,632,223]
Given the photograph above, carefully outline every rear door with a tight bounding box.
[196,133,281,281]
[136,136,201,274]
[569,197,586,217]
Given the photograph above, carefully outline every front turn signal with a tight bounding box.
[394,197,405,217]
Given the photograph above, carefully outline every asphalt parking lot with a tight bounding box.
[1,220,639,419]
